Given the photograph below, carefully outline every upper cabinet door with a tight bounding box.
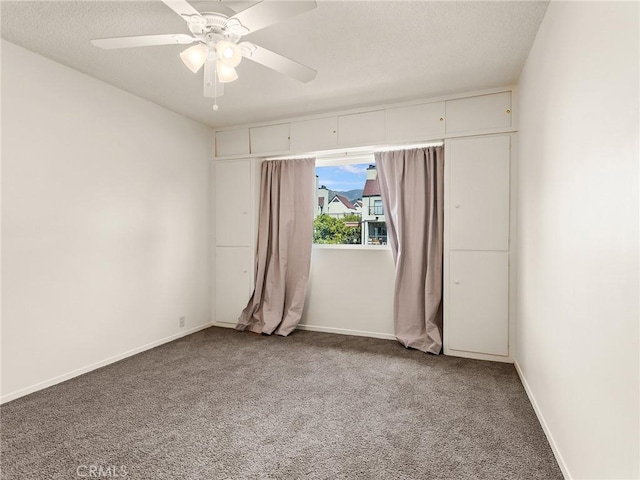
[215,128,250,157]
[385,102,445,141]
[215,160,251,246]
[449,135,510,251]
[290,117,338,152]
[445,92,512,134]
[250,123,290,154]
[338,110,386,146]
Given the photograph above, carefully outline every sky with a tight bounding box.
[316,164,369,192]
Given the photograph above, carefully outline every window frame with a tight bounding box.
[269,142,443,251]
[314,154,390,250]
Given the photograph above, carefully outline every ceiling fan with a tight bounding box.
[91,0,317,108]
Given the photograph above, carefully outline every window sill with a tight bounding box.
[312,244,391,251]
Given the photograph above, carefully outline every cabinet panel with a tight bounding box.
[385,102,445,141]
[445,92,512,134]
[338,110,385,146]
[290,116,338,152]
[215,128,250,157]
[215,160,251,246]
[215,247,252,324]
[449,135,510,251]
[250,123,290,154]
[448,251,509,356]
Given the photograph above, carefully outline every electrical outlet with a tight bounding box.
[179,316,186,328]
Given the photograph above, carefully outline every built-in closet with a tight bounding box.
[214,88,515,363]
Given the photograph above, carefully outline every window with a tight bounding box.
[370,199,384,216]
[314,156,387,246]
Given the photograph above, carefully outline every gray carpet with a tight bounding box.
[1,327,562,479]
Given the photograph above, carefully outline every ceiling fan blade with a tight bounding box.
[228,0,317,35]
[203,60,225,98]
[161,0,204,21]
[91,34,196,50]
[240,42,316,83]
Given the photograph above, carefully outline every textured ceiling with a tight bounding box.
[1,1,548,129]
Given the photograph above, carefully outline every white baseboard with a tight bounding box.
[213,321,236,329]
[213,320,396,341]
[514,360,571,480]
[443,347,513,364]
[1,322,215,405]
[296,323,396,340]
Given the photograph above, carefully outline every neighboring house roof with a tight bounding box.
[363,178,381,197]
[353,199,363,208]
[330,194,355,210]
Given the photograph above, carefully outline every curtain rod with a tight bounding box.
[267,141,444,162]
[373,141,444,153]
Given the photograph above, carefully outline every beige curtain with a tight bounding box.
[236,158,315,336]
[375,147,444,354]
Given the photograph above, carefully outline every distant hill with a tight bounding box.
[328,189,363,202]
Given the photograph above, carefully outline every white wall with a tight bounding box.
[300,247,395,338]
[1,41,213,402]
[516,3,639,479]
[211,157,396,339]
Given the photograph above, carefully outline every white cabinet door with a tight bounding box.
[215,128,250,157]
[385,102,445,141]
[250,123,290,154]
[215,246,253,324]
[290,116,338,152]
[338,110,385,146]
[215,160,251,246]
[448,251,509,356]
[445,92,512,134]
[449,135,510,251]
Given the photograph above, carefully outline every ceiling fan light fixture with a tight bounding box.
[216,40,242,67]
[180,43,209,73]
[216,61,239,83]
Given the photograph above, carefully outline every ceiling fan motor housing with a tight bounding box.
[187,12,242,45]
